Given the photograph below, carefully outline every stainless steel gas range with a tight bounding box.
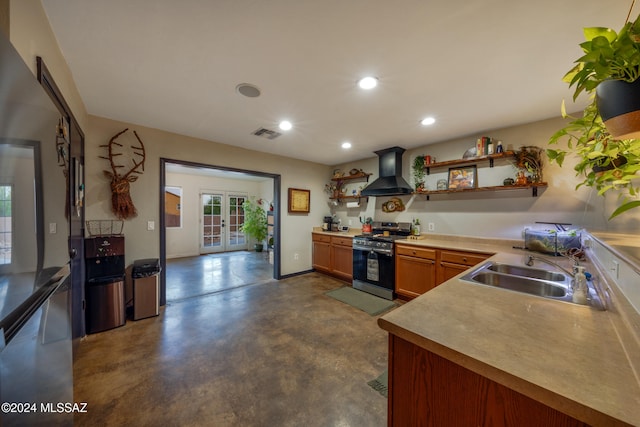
[352,221,412,300]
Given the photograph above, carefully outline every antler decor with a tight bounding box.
[99,128,146,219]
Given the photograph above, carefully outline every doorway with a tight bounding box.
[159,158,281,305]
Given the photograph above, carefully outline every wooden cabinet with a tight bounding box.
[312,233,331,274]
[312,233,352,282]
[438,249,491,284]
[395,244,492,300]
[395,244,437,299]
[330,236,353,282]
[388,334,587,426]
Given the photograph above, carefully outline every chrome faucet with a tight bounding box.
[525,254,577,278]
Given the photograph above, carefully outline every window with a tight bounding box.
[165,186,182,228]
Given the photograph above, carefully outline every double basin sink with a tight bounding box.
[460,261,585,305]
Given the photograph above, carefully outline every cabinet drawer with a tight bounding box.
[312,233,331,243]
[396,245,437,260]
[331,236,353,247]
[440,250,490,266]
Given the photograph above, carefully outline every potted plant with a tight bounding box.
[564,13,640,138]
[548,12,640,218]
[412,154,426,191]
[241,198,268,251]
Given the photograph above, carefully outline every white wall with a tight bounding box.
[332,116,640,239]
[85,115,330,275]
[165,171,270,258]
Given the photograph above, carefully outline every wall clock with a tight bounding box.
[288,188,310,213]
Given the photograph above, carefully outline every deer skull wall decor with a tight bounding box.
[100,128,146,219]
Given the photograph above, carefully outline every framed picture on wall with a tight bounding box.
[288,188,310,213]
[447,166,477,190]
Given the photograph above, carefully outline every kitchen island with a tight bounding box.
[378,244,640,426]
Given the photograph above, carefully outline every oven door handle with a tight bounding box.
[367,249,393,257]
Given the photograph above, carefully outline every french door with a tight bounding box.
[0,184,12,269]
[200,192,247,253]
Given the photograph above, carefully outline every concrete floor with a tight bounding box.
[73,255,390,426]
[165,251,274,301]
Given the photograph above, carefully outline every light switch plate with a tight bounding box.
[147,220,155,231]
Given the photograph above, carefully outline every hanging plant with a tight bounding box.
[548,6,640,218]
[548,98,640,218]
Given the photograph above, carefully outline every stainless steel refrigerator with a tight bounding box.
[0,31,73,426]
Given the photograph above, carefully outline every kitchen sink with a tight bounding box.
[460,261,579,304]
[486,263,567,282]
[469,272,567,298]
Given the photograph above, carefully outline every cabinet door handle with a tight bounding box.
[462,257,467,262]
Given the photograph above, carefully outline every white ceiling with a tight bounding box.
[41,0,627,166]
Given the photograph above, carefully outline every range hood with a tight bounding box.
[360,146,413,196]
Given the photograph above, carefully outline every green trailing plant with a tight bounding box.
[241,198,268,247]
[548,98,640,218]
[548,11,640,218]
[412,155,426,190]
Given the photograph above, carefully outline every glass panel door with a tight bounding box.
[201,193,223,254]
[0,184,12,267]
[226,194,246,251]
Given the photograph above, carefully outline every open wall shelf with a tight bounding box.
[415,182,547,199]
[425,151,516,174]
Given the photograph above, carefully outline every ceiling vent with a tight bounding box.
[252,127,282,140]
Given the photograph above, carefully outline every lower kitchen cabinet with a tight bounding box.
[438,249,491,284]
[395,244,437,299]
[395,244,492,300]
[388,334,588,427]
[312,233,331,274]
[312,233,352,282]
[330,236,353,282]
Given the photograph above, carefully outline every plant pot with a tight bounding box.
[596,79,640,139]
[591,155,628,174]
[254,243,264,252]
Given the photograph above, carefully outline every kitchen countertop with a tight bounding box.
[378,245,640,426]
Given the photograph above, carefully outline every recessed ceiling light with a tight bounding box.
[341,142,352,149]
[236,83,261,98]
[357,76,378,90]
[279,120,292,131]
[421,117,436,126]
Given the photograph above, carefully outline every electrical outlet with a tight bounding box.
[428,222,435,231]
[49,222,56,234]
[348,219,352,226]
[294,253,299,260]
[147,221,155,231]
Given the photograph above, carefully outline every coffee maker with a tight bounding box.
[322,216,334,232]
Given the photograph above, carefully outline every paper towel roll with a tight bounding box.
[346,201,360,208]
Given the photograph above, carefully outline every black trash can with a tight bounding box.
[131,258,161,320]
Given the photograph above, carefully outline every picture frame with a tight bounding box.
[447,166,477,190]
[288,188,310,213]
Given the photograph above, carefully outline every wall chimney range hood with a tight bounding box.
[360,146,413,196]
